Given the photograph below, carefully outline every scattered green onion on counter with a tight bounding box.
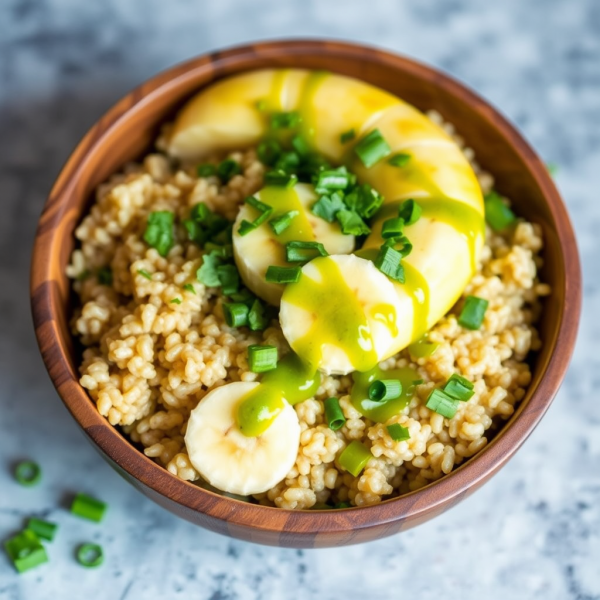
[76,543,104,568]
[70,493,107,523]
[26,518,58,542]
[4,529,48,573]
[14,461,42,487]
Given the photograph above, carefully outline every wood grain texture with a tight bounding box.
[30,39,581,548]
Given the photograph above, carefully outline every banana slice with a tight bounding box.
[185,382,300,496]
[233,182,354,306]
[279,254,403,376]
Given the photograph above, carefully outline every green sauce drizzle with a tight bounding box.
[236,385,286,437]
[261,353,321,405]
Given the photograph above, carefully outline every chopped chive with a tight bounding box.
[412,379,424,386]
[197,164,217,178]
[381,217,405,239]
[97,267,113,286]
[338,440,372,477]
[368,379,402,402]
[76,269,91,281]
[229,287,256,306]
[137,269,153,280]
[27,518,58,542]
[270,110,302,130]
[458,295,488,330]
[14,461,41,487]
[354,129,391,168]
[324,397,346,431]
[311,191,346,223]
[373,245,405,283]
[388,152,411,167]
[443,373,475,402]
[76,543,104,568]
[398,199,422,225]
[70,493,107,523]
[183,283,196,294]
[216,264,240,295]
[143,211,174,257]
[265,265,302,284]
[269,210,299,235]
[314,167,353,194]
[169,298,182,305]
[196,252,221,287]
[291,134,311,157]
[274,151,301,173]
[255,99,268,111]
[204,242,233,258]
[425,389,459,419]
[384,234,413,258]
[387,423,411,442]
[408,339,439,358]
[336,210,371,236]
[264,169,298,188]
[245,196,273,219]
[222,302,249,328]
[484,191,516,231]
[340,128,356,144]
[285,241,328,263]
[248,344,278,373]
[216,159,242,183]
[4,529,48,573]
[238,220,257,236]
[344,183,384,219]
[248,299,269,331]
[335,501,352,509]
[257,139,282,166]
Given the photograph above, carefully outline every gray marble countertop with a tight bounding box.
[1,0,599,598]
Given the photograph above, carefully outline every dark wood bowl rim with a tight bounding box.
[30,39,581,536]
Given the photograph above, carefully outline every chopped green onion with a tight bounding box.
[204,242,233,258]
[484,191,516,231]
[270,111,302,130]
[398,199,422,225]
[238,220,257,236]
[255,99,268,111]
[264,169,298,188]
[368,379,402,402]
[443,373,475,402]
[311,192,346,223]
[291,134,311,157]
[14,461,41,486]
[248,345,278,373]
[336,210,371,236]
[285,241,328,263]
[265,265,302,284]
[217,264,240,295]
[387,423,410,442]
[314,167,353,194]
[373,245,405,283]
[384,234,413,258]
[27,518,58,542]
[197,164,217,178]
[257,139,282,166]
[335,501,352,509]
[97,267,112,286]
[76,269,91,281]
[4,529,48,573]
[458,295,488,330]
[269,210,299,235]
[248,299,269,331]
[196,252,221,287]
[408,339,439,358]
[169,298,182,305]
[137,269,153,280]
[354,129,391,168]
[338,440,372,477]
[425,389,459,419]
[388,152,411,167]
[223,302,249,328]
[274,151,301,173]
[381,217,405,239]
[183,283,196,294]
[324,397,346,431]
[238,196,274,236]
[340,129,356,143]
[413,379,424,386]
[229,287,256,306]
[216,159,242,183]
[76,543,104,568]
[143,211,174,257]
[70,493,107,523]
[344,183,384,218]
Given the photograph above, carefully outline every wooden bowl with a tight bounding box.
[30,39,581,547]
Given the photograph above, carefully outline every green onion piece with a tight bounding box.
[458,295,489,330]
[413,379,424,386]
[354,129,391,168]
[229,287,256,306]
[335,501,352,509]
[264,169,298,188]
[27,518,58,542]
[183,283,196,294]
[314,167,353,194]
[197,164,217,178]
[408,339,439,358]
[338,440,372,477]
[76,269,91,281]
[137,269,153,280]
[311,191,346,223]
[222,302,249,328]
[257,139,282,166]
[97,267,112,286]
[76,543,104,568]
[368,379,402,402]
[340,128,356,143]
[196,252,221,287]
[374,245,405,283]
[274,151,301,173]
[443,373,475,402]
[324,397,346,431]
[70,493,107,523]
[238,220,257,236]
[285,241,328,263]
[425,389,459,419]
[270,110,302,130]
[216,159,242,183]
[255,99,268,111]
[381,217,405,239]
[143,211,174,257]
[344,183,384,219]
[291,134,311,157]
[14,461,41,486]
[217,264,240,295]
[484,191,516,231]
[269,210,299,235]
[336,210,371,236]
[398,199,422,225]
[387,423,411,442]
[4,529,48,573]
[204,242,233,258]
[245,196,273,220]
[248,345,278,373]
[265,265,302,284]
[388,152,411,167]
[169,298,182,305]
[248,299,269,331]
[384,234,413,258]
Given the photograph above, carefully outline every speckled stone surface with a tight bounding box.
[1,1,599,598]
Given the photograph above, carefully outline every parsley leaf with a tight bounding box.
[196,252,222,287]
[143,211,175,257]
[311,191,346,223]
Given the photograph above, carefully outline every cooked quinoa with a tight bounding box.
[67,111,550,509]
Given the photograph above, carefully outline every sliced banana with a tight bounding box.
[279,254,403,376]
[185,382,300,496]
[233,182,354,306]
